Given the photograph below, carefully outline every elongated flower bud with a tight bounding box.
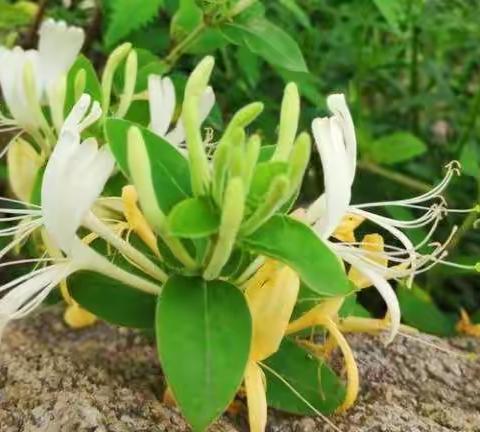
[243,134,261,191]
[287,131,311,195]
[101,42,132,115]
[272,82,300,161]
[127,126,166,229]
[183,56,215,196]
[74,68,87,101]
[204,177,245,280]
[241,175,290,236]
[116,49,138,118]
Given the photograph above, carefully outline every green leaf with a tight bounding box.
[247,161,289,206]
[168,197,220,238]
[104,0,164,47]
[368,132,427,165]
[220,17,308,73]
[105,118,192,213]
[372,0,407,34]
[459,140,479,178]
[278,0,311,29]
[240,215,351,297]
[398,285,456,336]
[69,271,157,328]
[156,276,251,431]
[170,0,202,40]
[339,294,371,318]
[264,339,345,414]
[65,55,102,113]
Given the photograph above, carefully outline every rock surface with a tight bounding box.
[1,308,479,432]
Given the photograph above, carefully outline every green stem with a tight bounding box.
[457,84,480,153]
[358,159,432,193]
[165,23,206,68]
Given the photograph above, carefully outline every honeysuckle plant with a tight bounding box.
[0,19,478,432]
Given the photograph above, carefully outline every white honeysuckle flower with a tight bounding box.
[0,19,84,135]
[308,94,475,342]
[148,74,215,151]
[0,95,160,340]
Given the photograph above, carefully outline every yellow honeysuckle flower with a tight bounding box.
[122,185,161,257]
[243,259,299,432]
[64,302,97,328]
[333,213,365,243]
[456,309,480,337]
[348,233,387,289]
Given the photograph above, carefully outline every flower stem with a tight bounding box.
[358,159,432,193]
[84,213,168,283]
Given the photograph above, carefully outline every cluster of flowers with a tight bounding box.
[0,19,476,432]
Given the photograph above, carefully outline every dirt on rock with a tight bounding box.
[0,307,479,432]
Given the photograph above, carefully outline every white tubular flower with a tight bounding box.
[308,93,476,342]
[0,95,160,341]
[148,74,215,151]
[0,19,84,135]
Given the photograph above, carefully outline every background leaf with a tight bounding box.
[264,339,345,414]
[367,132,427,165]
[220,17,308,73]
[104,0,164,48]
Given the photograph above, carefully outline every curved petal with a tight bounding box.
[327,94,357,183]
[312,117,351,238]
[244,361,267,432]
[341,251,400,343]
[148,75,176,137]
[245,261,300,362]
[166,86,215,146]
[37,19,84,91]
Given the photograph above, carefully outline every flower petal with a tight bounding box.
[148,75,176,137]
[245,260,300,362]
[37,19,84,91]
[311,117,351,238]
[244,361,267,432]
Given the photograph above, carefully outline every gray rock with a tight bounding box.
[1,308,479,432]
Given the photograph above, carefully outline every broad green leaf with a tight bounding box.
[264,339,345,414]
[156,276,251,431]
[104,0,164,47]
[65,55,102,113]
[240,215,351,297]
[69,271,157,328]
[220,18,308,73]
[368,132,427,165]
[398,285,456,336]
[168,197,220,238]
[105,118,192,213]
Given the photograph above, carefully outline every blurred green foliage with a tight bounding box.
[2,0,480,335]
